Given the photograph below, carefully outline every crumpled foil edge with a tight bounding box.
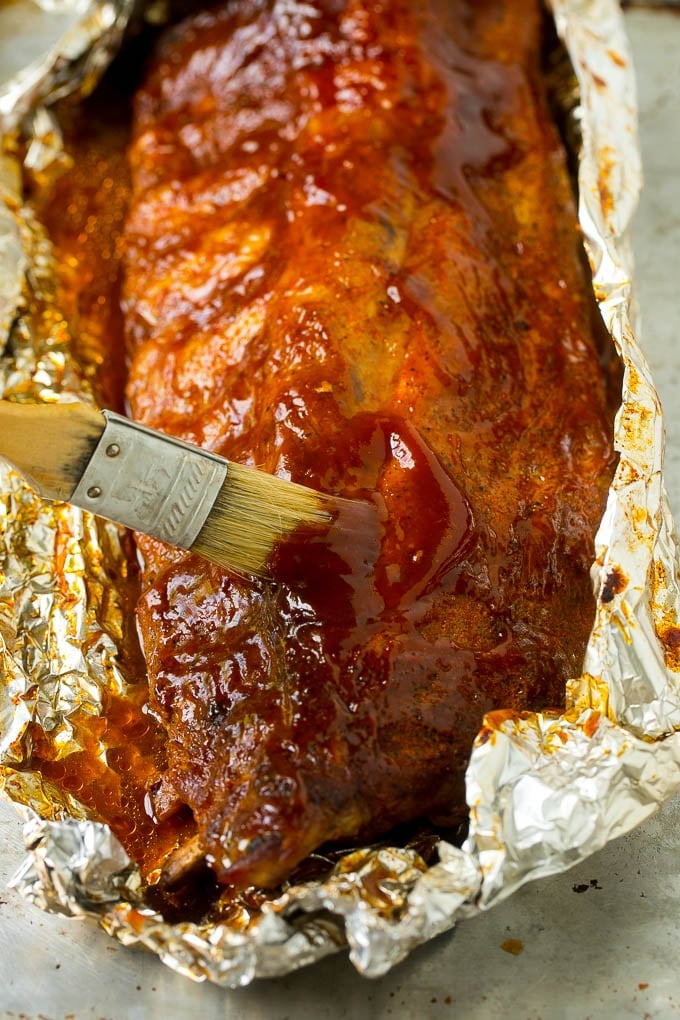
[2,0,680,988]
[0,0,135,137]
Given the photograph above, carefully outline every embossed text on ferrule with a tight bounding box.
[71,412,228,549]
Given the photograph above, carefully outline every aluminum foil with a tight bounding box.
[0,0,135,137]
[2,0,680,988]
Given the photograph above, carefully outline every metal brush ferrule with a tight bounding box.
[71,411,228,549]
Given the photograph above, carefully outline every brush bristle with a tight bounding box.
[0,400,105,502]
[191,462,334,576]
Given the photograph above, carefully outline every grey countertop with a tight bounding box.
[2,7,680,1019]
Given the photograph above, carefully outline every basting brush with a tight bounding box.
[0,399,338,576]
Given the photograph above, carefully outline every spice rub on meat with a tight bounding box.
[121,0,617,889]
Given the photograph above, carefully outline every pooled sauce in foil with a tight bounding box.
[24,90,199,886]
[28,84,134,412]
[27,692,195,879]
[16,0,619,902]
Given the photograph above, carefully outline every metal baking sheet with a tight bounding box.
[2,6,680,1017]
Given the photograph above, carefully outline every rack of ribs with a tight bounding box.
[120,0,617,889]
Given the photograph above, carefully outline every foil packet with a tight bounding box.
[2,0,680,988]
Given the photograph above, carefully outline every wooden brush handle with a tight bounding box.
[0,400,105,500]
